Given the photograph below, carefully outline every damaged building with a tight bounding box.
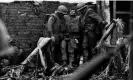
[0,0,132,80]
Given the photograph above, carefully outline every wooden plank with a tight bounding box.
[129,2,133,80]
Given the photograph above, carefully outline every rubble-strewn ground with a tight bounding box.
[90,73,128,80]
[42,73,128,80]
[0,69,128,80]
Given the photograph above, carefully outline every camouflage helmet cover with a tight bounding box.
[76,2,86,11]
[57,5,68,14]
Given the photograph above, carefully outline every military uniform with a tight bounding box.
[64,15,80,66]
[47,11,68,64]
[79,7,103,62]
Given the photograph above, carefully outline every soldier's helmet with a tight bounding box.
[57,5,68,14]
[76,2,86,11]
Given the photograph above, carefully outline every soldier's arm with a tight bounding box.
[47,16,56,41]
[47,16,55,36]
[87,9,103,23]
[87,10,107,26]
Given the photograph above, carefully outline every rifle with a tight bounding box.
[93,19,120,52]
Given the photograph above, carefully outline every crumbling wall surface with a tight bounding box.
[0,1,76,54]
[0,1,66,52]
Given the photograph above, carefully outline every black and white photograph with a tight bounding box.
[0,0,132,80]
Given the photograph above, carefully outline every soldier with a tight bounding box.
[64,8,80,67]
[76,2,105,63]
[47,5,68,65]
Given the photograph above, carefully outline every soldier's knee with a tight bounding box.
[61,40,66,48]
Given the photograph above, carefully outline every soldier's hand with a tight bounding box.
[51,36,56,42]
